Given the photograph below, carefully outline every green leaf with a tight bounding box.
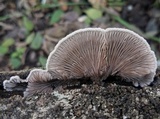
[26,33,35,44]
[16,47,26,54]
[11,52,19,58]
[23,17,34,32]
[11,47,26,58]
[50,9,64,24]
[73,6,81,15]
[0,15,10,21]
[30,33,43,50]
[85,8,102,20]
[53,0,58,4]
[2,38,15,47]
[10,58,21,69]
[17,47,26,59]
[39,56,47,67]
[0,46,8,55]
[84,17,92,25]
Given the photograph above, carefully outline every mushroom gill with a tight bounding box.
[3,28,157,97]
[46,28,157,88]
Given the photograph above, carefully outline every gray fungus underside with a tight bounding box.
[47,29,157,84]
[7,28,157,97]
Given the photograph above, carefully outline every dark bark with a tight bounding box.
[0,67,160,98]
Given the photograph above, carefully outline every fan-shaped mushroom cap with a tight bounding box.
[46,28,157,87]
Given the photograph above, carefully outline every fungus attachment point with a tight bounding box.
[3,28,157,97]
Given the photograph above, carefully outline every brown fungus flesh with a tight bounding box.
[3,28,157,97]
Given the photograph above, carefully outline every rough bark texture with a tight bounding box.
[0,68,160,118]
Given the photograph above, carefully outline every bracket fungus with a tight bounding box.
[3,28,157,97]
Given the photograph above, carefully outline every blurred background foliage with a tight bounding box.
[0,0,160,71]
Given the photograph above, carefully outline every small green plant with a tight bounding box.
[50,9,64,24]
[23,16,34,32]
[10,58,21,69]
[84,8,103,25]
[30,32,43,50]
[11,47,26,59]
[0,38,15,55]
[85,8,102,20]
[26,32,35,44]
[39,56,47,68]
[10,47,26,69]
